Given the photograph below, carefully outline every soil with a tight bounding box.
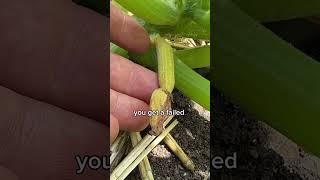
[212,89,303,180]
[149,90,210,180]
[128,90,210,180]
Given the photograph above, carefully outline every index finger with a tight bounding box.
[110,3,150,53]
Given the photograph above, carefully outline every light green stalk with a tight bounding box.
[154,35,175,93]
[175,46,210,68]
[130,132,154,180]
[111,120,178,180]
[110,43,210,69]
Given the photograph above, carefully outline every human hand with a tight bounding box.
[109,3,159,143]
[0,1,107,179]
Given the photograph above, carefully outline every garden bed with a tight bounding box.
[129,90,210,180]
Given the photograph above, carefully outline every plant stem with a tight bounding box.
[111,41,210,69]
[175,46,210,68]
[110,132,129,170]
[155,35,175,93]
[111,117,174,179]
[130,132,154,180]
[214,0,320,157]
[130,48,210,110]
[175,57,210,110]
[114,120,179,180]
[110,43,129,58]
[111,135,154,178]
[163,133,195,171]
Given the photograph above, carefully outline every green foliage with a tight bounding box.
[111,0,210,110]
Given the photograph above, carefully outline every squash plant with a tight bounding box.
[111,0,211,111]
[109,0,210,179]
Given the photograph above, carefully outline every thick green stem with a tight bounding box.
[214,0,320,157]
[175,46,210,68]
[175,57,210,110]
[113,0,210,39]
[111,43,210,69]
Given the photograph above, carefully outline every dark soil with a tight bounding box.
[127,90,210,180]
[212,88,303,180]
[148,90,210,180]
